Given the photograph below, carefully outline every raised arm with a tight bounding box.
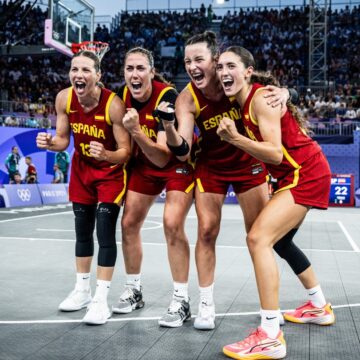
[36,88,71,151]
[161,88,196,162]
[89,95,131,164]
[217,90,283,165]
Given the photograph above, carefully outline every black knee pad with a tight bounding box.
[96,202,120,267]
[274,228,311,275]
[73,202,97,257]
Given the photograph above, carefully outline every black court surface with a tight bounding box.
[0,203,359,360]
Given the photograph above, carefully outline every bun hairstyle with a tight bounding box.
[224,45,310,133]
[185,30,219,57]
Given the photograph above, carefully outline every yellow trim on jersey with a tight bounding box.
[249,87,267,126]
[274,145,302,193]
[146,114,154,120]
[186,83,200,119]
[196,178,205,192]
[122,86,128,102]
[155,86,174,108]
[184,182,195,194]
[95,115,105,121]
[66,87,73,115]
[152,86,174,123]
[105,92,116,126]
[114,165,127,204]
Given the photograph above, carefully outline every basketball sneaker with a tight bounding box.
[284,301,335,325]
[112,286,145,314]
[83,299,111,325]
[223,327,286,359]
[158,295,191,328]
[194,301,215,330]
[58,288,91,312]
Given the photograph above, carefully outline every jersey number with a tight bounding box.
[79,143,91,157]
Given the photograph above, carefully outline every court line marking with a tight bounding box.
[0,303,358,325]
[36,220,163,231]
[337,221,359,252]
[0,211,73,223]
[0,236,357,254]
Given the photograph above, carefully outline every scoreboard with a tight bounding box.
[329,174,354,207]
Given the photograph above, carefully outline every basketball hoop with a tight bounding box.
[71,41,110,62]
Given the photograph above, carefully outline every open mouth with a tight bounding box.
[192,73,204,82]
[75,81,86,91]
[222,79,234,91]
[132,82,142,90]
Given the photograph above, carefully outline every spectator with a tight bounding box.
[25,156,38,183]
[52,163,64,183]
[25,112,38,128]
[55,151,70,183]
[11,171,25,185]
[5,146,21,183]
[5,114,19,127]
[40,111,52,129]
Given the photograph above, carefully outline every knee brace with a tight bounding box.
[73,202,97,257]
[274,228,311,275]
[96,202,120,267]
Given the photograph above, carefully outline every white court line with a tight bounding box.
[0,211,73,223]
[337,221,359,253]
[1,303,359,325]
[36,220,163,232]
[0,236,357,254]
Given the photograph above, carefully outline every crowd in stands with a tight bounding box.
[0,0,360,125]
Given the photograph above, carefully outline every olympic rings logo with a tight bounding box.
[17,188,31,201]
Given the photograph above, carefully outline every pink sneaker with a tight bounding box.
[284,301,335,325]
[223,327,286,359]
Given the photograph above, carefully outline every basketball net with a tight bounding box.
[71,41,110,62]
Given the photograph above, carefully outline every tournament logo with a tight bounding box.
[16,188,31,202]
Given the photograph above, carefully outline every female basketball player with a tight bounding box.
[161,31,331,334]
[216,46,334,359]
[36,50,131,325]
[112,47,194,328]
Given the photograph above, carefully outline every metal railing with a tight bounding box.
[309,120,360,136]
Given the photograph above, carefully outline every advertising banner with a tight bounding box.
[38,184,69,204]
[3,184,42,207]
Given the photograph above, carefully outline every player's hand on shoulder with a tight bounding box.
[36,132,52,149]
[263,85,289,108]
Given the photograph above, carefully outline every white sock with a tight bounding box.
[260,308,280,339]
[199,283,214,305]
[93,279,111,302]
[126,273,141,290]
[307,285,326,308]
[75,272,90,291]
[173,282,189,301]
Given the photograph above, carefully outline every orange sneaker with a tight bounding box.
[223,327,286,359]
[284,301,335,325]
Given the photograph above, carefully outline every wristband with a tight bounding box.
[166,136,189,156]
[153,106,175,121]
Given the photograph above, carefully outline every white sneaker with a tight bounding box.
[58,289,92,312]
[83,300,111,325]
[194,301,215,330]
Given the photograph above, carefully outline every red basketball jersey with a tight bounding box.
[242,83,322,180]
[186,81,252,169]
[122,80,179,169]
[66,87,118,168]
